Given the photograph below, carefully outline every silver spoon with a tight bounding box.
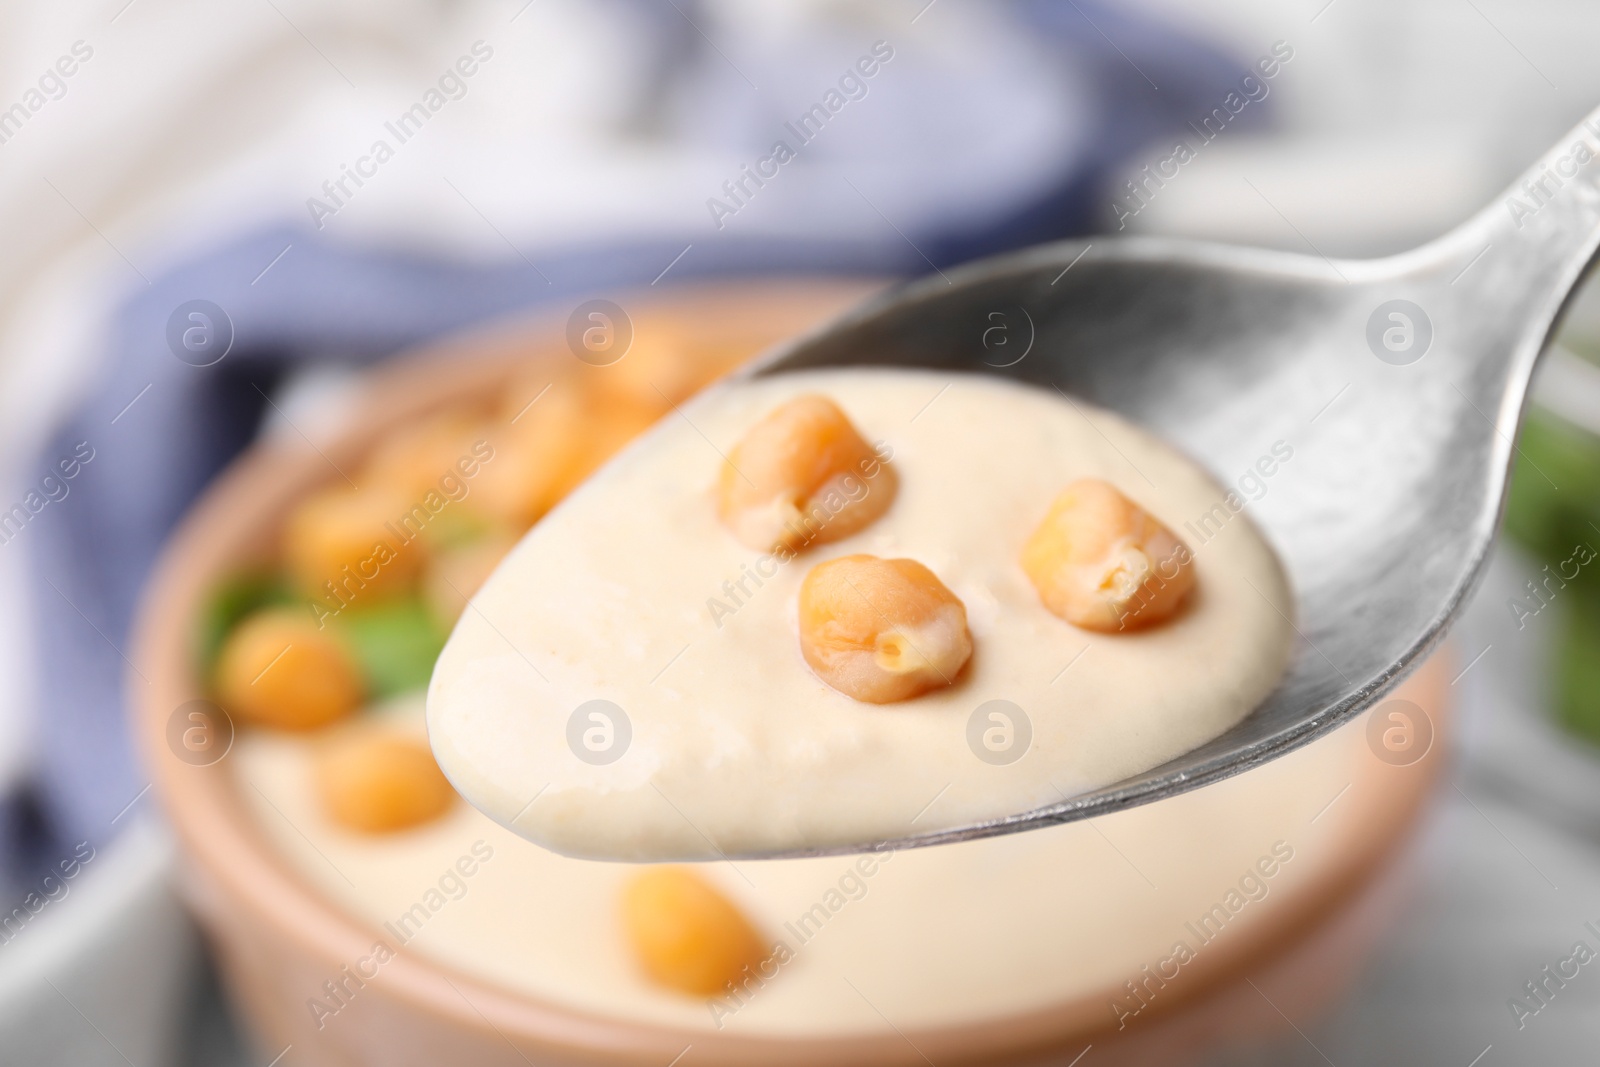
[743,104,1600,858]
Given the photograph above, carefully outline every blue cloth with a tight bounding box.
[20,1,1259,860]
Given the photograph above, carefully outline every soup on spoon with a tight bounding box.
[426,367,1293,861]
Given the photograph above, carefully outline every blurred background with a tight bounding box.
[3,0,1600,1063]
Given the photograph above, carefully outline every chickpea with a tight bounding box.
[214,609,364,731]
[283,486,420,600]
[621,867,768,997]
[362,411,484,500]
[473,383,590,527]
[1020,478,1195,632]
[555,397,660,498]
[315,731,455,833]
[718,395,896,553]
[585,318,744,412]
[798,555,973,704]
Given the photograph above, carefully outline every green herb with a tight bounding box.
[332,596,449,698]
[1506,408,1600,746]
[1555,600,1600,746]
[1506,411,1600,565]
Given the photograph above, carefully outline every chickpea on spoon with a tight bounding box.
[428,365,1290,861]
[430,109,1600,860]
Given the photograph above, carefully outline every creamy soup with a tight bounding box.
[427,369,1295,860]
[240,693,1398,1037]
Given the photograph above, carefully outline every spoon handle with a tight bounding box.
[1430,105,1600,381]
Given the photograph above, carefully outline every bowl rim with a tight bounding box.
[129,277,1452,1066]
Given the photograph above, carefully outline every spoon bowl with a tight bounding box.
[742,105,1600,857]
